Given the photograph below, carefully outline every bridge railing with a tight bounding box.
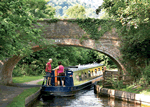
[42,70,74,87]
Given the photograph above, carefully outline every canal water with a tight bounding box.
[32,87,140,107]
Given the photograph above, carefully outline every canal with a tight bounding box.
[32,86,140,107]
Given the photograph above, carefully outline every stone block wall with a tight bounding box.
[94,84,150,106]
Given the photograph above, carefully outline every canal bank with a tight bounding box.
[25,87,41,107]
[94,84,150,107]
[0,78,43,107]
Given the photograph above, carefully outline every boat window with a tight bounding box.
[95,69,97,74]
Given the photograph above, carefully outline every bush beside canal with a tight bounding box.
[97,81,150,96]
[98,63,150,96]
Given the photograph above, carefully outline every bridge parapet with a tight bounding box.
[37,19,120,40]
[37,19,121,59]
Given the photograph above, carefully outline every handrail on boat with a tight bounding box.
[43,76,72,77]
[43,70,73,86]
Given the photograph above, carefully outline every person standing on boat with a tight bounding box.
[45,58,52,86]
[53,61,65,86]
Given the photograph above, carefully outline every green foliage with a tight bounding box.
[13,65,28,77]
[106,76,124,89]
[48,0,100,18]
[13,64,46,77]
[121,84,143,94]
[22,0,56,18]
[99,9,112,19]
[68,18,119,40]
[0,0,56,60]
[113,64,150,95]
[97,81,103,87]
[137,63,150,86]
[13,46,116,76]
[66,4,86,18]
[98,0,150,26]
[47,18,59,23]
[96,0,150,80]
[120,33,150,68]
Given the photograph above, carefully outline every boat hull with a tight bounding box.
[41,81,92,96]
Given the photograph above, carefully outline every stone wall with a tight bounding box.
[94,84,150,106]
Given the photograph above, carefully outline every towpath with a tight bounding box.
[0,79,43,107]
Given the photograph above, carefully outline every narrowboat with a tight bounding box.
[41,64,104,96]
[41,66,89,96]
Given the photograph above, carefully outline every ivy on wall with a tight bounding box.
[47,18,59,23]
[41,18,121,40]
[68,18,120,40]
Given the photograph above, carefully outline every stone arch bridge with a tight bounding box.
[0,19,125,85]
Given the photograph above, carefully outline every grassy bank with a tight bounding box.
[121,85,150,95]
[13,75,44,83]
[97,81,150,96]
[37,80,43,85]
[7,87,40,107]
[7,76,43,107]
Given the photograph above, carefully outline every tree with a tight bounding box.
[96,0,150,29]
[65,4,86,18]
[22,0,56,18]
[96,0,150,78]
[99,9,111,19]
[0,0,56,60]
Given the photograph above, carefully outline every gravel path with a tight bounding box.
[0,79,43,107]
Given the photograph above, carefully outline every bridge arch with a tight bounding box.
[0,19,125,85]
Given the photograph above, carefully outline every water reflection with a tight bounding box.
[95,94,141,107]
[33,87,141,107]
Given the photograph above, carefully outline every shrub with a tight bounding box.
[13,65,27,77]
[142,63,150,84]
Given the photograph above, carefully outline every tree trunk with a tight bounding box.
[0,56,22,85]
